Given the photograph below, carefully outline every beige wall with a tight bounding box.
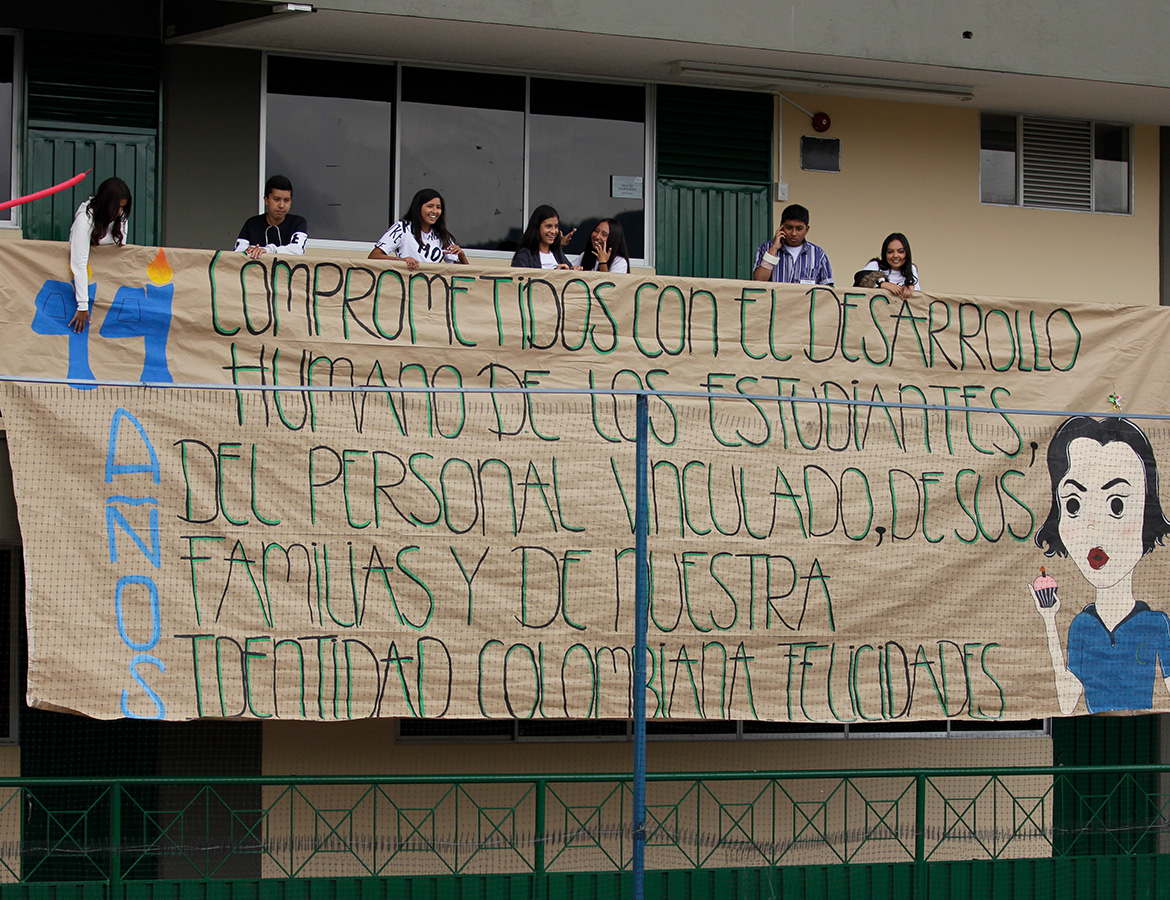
[778,94,1160,305]
[259,721,1051,876]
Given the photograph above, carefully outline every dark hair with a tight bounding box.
[87,177,131,247]
[515,204,568,264]
[1035,416,1170,557]
[401,188,454,248]
[265,174,293,197]
[578,218,630,272]
[870,232,917,287]
[780,204,810,226]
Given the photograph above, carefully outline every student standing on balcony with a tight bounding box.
[234,174,308,259]
[370,188,468,270]
[861,232,921,299]
[751,203,833,285]
[574,218,630,275]
[511,205,575,269]
[68,176,132,333]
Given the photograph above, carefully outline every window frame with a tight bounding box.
[395,717,1050,744]
[0,29,22,231]
[259,52,655,266]
[979,112,1134,215]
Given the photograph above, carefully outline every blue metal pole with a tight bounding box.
[632,393,649,900]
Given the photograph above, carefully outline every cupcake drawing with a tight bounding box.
[1032,568,1058,608]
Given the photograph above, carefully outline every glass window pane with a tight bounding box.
[0,35,14,223]
[401,66,524,112]
[265,57,393,243]
[517,719,628,739]
[1094,123,1130,213]
[268,55,394,103]
[980,114,1017,204]
[530,77,643,122]
[399,68,525,251]
[528,79,646,259]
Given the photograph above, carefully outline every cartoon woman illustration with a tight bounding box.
[1033,416,1170,714]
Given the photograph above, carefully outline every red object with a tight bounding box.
[811,112,831,133]
[0,170,90,212]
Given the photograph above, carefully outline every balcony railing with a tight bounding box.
[0,765,1165,888]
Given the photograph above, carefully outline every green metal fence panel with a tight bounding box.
[24,130,158,245]
[655,179,769,279]
[55,856,1166,900]
[0,767,1164,896]
[1051,714,1158,857]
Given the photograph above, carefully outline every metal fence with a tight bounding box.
[1,765,1165,893]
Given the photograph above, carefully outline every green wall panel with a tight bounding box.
[1051,715,1159,857]
[24,130,157,245]
[20,29,160,244]
[0,856,1146,900]
[654,84,772,278]
[655,178,769,279]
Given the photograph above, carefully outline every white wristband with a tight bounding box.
[762,251,780,266]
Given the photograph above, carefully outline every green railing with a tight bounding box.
[0,766,1165,889]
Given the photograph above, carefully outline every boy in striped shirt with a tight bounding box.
[752,203,833,285]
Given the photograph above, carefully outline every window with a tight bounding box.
[264,57,649,260]
[397,718,1048,742]
[398,67,525,251]
[266,56,394,243]
[528,77,647,259]
[980,113,1131,213]
[0,33,16,225]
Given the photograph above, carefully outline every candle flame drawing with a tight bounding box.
[147,248,173,286]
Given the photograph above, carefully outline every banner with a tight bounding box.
[2,239,1170,722]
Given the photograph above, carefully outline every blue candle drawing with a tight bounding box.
[31,273,97,386]
[100,249,175,383]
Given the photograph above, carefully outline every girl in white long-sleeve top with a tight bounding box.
[68,176,131,332]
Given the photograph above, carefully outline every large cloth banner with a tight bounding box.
[2,240,1170,722]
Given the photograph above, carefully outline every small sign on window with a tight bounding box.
[610,176,643,199]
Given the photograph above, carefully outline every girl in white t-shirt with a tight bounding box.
[369,188,468,270]
[575,218,630,275]
[68,176,132,332]
[862,232,921,299]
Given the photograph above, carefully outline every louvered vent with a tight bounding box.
[25,31,159,131]
[657,86,772,184]
[1021,118,1091,211]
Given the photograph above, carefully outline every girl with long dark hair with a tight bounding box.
[370,188,467,270]
[862,232,920,299]
[511,205,574,269]
[68,176,132,332]
[576,218,630,274]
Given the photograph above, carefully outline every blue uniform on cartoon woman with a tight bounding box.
[1034,416,1170,714]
